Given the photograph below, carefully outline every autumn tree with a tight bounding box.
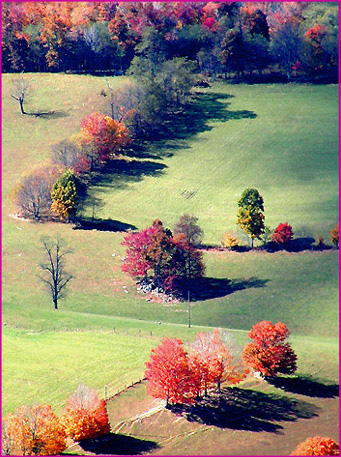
[51,169,78,222]
[13,164,62,220]
[330,223,339,248]
[145,338,198,406]
[290,436,339,456]
[121,219,204,294]
[10,75,29,115]
[271,222,294,246]
[189,329,247,396]
[236,188,265,248]
[62,384,110,441]
[173,214,204,247]
[39,238,73,310]
[51,140,91,175]
[242,321,297,377]
[2,404,66,456]
[78,112,130,168]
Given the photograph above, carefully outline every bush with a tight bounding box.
[2,404,66,455]
[242,321,297,377]
[62,384,110,441]
[51,169,78,222]
[330,223,339,248]
[222,232,239,249]
[271,222,294,245]
[290,436,339,455]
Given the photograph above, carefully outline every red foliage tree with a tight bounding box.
[62,384,110,441]
[2,404,66,455]
[290,436,339,456]
[189,329,247,396]
[78,112,130,167]
[242,321,297,377]
[145,338,198,406]
[121,219,204,294]
[271,222,294,245]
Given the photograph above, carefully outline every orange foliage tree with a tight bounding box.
[145,338,198,406]
[242,321,297,377]
[290,436,339,455]
[78,112,130,167]
[2,404,66,455]
[189,329,248,396]
[62,383,110,441]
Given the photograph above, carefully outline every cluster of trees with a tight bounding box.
[145,329,247,406]
[225,188,339,252]
[122,218,204,295]
[290,436,339,456]
[145,321,297,406]
[2,384,110,455]
[3,2,338,82]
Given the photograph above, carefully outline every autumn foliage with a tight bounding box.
[330,223,339,248]
[145,338,198,405]
[62,384,110,441]
[290,436,339,456]
[2,404,66,455]
[189,329,248,396]
[271,222,294,245]
[145,331,247,405]
[78,112,130,166]
[122,219,204,294]
[242,321,297,377]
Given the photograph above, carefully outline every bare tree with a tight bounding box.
[10,75,29,115]
[105,77,115,119]
[39,238,73,310]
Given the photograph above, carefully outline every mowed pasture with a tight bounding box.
[2,72,339,450]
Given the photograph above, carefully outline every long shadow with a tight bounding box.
[26,109,68,119]
[170,387,319,434]
[267,376,339,398]
[130,92,257,160]
[188,277,269,301]
[264,237,316,253]
[73,217,137,232]
[78,432,158,455]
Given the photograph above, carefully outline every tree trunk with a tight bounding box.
[53,298,58,310]
[251,238,254,249]
[19,98,25,115]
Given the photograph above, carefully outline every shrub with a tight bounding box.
[271,222,294,245]
[2,404,66,455]
[242,321,297,377]
[62,384,110,441]
[222,232,239,249]
[290,436,339,455]
[330,223,339,248]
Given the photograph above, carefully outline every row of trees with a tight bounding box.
[145,321,297,406]
[3,2,338,82]
[2,384,110,455]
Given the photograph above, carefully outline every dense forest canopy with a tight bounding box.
[2,1,338,81]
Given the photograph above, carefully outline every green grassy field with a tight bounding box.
[2,74,338,426]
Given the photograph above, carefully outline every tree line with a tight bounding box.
[2,2,338,82]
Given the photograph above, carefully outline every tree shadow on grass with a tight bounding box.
[170,387,319,434]
[78,432,158,455]
[73,217,137,232]
[267,376,339,398]
[131,92,257,160]
[188,277,269,301]
[26,109,69,119]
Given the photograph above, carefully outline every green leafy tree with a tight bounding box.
[236,188,265,248]
[51,169,78,222]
